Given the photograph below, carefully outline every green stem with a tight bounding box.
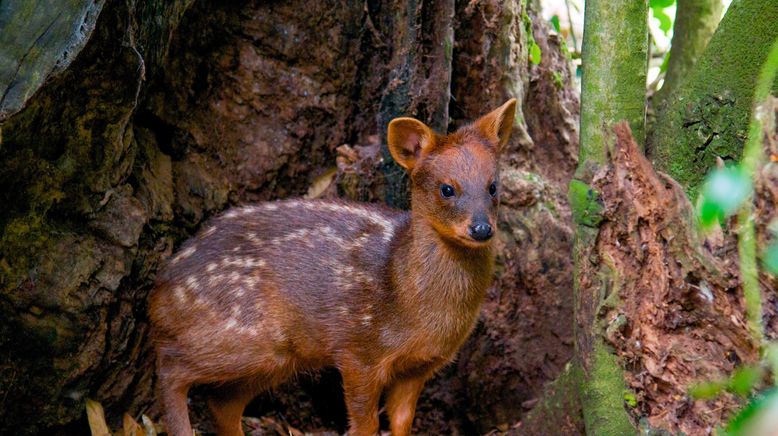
[737,38,778,344]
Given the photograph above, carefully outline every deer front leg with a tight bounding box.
[340,363,383,436]
[385,375,428,436]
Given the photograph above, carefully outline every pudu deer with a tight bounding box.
[149,99,517,436]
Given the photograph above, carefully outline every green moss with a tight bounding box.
[582,340,635,435]
[569,179,604,227]
[520,362,585,432]
[552,71,564,89]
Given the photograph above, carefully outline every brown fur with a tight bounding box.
[149,100,517,436]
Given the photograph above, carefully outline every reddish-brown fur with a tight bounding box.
[149,100,517,436]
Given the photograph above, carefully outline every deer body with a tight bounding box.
[150,100,517,436]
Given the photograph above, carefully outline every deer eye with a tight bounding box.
[489,182,497,197]
[440,184,455,198]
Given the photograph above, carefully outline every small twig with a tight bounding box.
[564,0,579,52]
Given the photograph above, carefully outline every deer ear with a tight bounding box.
[387,117,436,170]
[473,98,517,152]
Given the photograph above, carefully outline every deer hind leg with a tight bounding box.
[208,376,270,436]
[159,374,194,436]
[385,374,429,436]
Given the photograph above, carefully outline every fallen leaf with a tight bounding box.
[86,399,111,436]
[305,167,337,199]
[123,413,143,436]
[141,414,158,436]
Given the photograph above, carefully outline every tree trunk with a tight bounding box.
[569,0,777,433]
[573,0,649,433]
[652,0,723,108]
[0,0,580,434]
[573,122,766,434]
[649,0,778,197]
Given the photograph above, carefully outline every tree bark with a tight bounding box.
[649,0,778,197]
[573,0,649,433]
[377,0,455,209]
[575,122,762,434]
[579,0,649,160]
[652,0,723,108]
[0,0,107,122]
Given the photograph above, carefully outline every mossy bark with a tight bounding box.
[649,0,778,198]
[517,362,584,434]
[573,0,649,433]
[579,0,649,161]
[653,0,722,108]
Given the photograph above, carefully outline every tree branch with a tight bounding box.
[653,0,722,107]
[649,0,778,198]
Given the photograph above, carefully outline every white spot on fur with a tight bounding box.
[264,203,278,211]
[286,200,395,242]
[317,203,395,242]
[174,286,186,302]
[201,226,217,237]
[206,262,217,272]
[185,276,200,291]
[208,274,224,287]
[180,246,196,258]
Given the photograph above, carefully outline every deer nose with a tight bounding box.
[468,222,493,241]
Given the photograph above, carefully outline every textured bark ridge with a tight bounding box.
[0,0,106,121]
[578,122,775,434]
[0,0,580,434]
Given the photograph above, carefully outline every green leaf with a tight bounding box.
[652,7,673,35]
[726,388,778,435]
[530,41,542,65]
[550,15,561,33]
[699,200,724,227]
[689,380,725,400]
[659,51,670,74]
[649,0,674,8]
[727,366,761,396]
[698,166,753,227]
[764,243,778,274]
[623,390,638,407]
